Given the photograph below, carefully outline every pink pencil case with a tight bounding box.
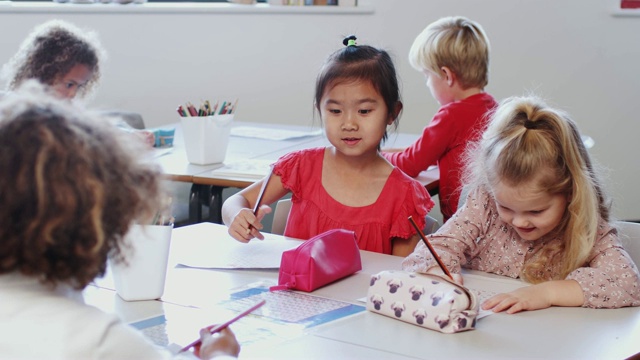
[271,229,362,292]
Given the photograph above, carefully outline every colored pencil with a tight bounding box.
[180,300,266,353]
[408,216,453,281]
[253,167,273,216]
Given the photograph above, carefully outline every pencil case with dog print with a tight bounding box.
[366,270,478,333]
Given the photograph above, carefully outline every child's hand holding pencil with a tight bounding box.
[224,168,274,243]
[408,216,463,285]
[182,300,265,358]
[192,327,240,359]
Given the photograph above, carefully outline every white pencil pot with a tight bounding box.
[109,224,173,301]
[180,114,233,165]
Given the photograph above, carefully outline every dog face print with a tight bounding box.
[409,284,425,301]
[370,294,384,310]
[412,308,427,325]
[434,314,450,329]
[370,274,381,286]
[453,316,468,331]
[387,278,403,293]
[430,291,444,306]
[391,301,406,318]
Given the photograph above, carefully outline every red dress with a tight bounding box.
[273,148,434,255]
[384,93,497,221]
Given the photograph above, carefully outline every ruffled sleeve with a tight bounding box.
[389,175,434,239]
[272,148,321,195]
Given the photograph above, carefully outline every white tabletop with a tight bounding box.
[87,223,640,359]
[152,121,323,183]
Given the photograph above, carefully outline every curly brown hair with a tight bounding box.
[0,83,164,289]
[2,20,106,98]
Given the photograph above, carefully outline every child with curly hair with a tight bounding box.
[1,20,154,145]
[0,84,240,359]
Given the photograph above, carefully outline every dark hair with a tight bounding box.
[314,35,402,145]
[0,85,163,289]
[2,20,105,97]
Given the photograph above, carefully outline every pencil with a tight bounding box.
[408,216,454,281]
[180,299,266,353]
[230,98,239,114]
[253,167,273,216]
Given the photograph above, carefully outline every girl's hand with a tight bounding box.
[227,206,272,242]
[196,327,240,359]
[482,280,583,314]
[482,285,551,314]
[136,130,156,147]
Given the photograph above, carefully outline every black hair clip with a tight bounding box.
[342,35,357,47]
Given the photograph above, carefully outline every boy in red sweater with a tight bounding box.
[385,16,497,222]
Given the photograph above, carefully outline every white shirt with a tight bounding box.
[0,272,185,360]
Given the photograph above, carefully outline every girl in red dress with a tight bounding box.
[222,36,434,256]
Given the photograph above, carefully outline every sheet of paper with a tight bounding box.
[231,126,322,141]
[227,282,366,328]
[171,233,303,269]
[152,148,173,158]
[130,300,305,351]
[208,159,273,180]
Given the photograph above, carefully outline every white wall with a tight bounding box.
[1,0,639,220]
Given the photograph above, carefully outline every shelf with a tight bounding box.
[0,1,374,14]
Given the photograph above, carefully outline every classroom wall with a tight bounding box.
[1,0,639,221]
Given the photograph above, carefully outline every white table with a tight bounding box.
[88,223,640,359]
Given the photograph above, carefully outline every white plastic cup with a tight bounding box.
[180,114,233,165]
[109,224,173,301]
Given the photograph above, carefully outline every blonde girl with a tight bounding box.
[403,95,640,312]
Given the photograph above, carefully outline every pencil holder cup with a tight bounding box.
[180,114,233,165]
[108,224,173,301]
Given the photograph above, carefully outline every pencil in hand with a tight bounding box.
[247,167,273,235]
[180,299,266,353]
[408,216,454,281]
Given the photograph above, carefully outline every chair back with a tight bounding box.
[616,221,640,266]
[424,215,440,235]
[271,198,292,235]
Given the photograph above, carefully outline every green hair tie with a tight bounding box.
[347,39,357,47]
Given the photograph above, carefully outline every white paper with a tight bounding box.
[152,147,173,158]
[231,126,322,141]
[171,233,302,269]
[209,159,273,180]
